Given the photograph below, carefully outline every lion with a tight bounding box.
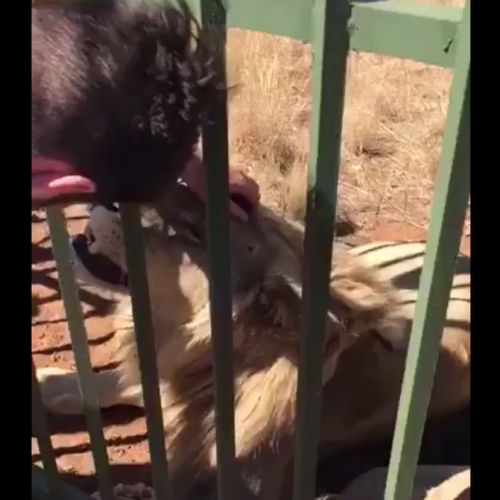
[36,185,470,499]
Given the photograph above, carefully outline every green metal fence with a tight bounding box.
[31,0,470,499]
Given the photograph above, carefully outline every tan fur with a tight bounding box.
[37,189,470,498]
[425,469,470,500]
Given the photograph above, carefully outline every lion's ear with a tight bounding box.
[329,256,408,350]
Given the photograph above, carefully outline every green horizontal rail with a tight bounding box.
[184,0,462,68]
[349,0,462,68]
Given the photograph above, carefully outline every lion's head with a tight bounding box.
[75,183,405,374]
[70,184,407,475]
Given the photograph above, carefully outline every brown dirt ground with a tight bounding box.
[31,204,470,495]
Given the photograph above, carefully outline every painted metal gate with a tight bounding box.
[32,1,470,499]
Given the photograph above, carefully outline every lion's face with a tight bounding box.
[142,185,363,368]
[139,184,304,326]
[72,183,295,327]
[152,185,406,357]
[76,183,403,375]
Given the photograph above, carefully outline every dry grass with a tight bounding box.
[225,0,468,233]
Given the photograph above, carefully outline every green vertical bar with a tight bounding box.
[293,1,351,500]
[195,2,237,499]
[383,2,470,500]
[118,205,171,500]
[32,358,63,500]
[45,207,114,500]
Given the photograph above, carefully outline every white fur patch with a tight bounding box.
[85,204,126,271]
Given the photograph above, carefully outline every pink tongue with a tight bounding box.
[48,175,95,193]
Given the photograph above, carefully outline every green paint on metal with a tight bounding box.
[196,1,238,499]
[32,359,62,500]
[45,207,114,500]
[118,205,171,500]
[383,1,470,499]
[183,0,461,68]
[350,0,461,68]
[292,1,351,499]
[216,0,312,42]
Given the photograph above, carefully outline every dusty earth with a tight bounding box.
[31,205,470,495]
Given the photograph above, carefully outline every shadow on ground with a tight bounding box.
[31,406,470,496]
[31,240,114,318]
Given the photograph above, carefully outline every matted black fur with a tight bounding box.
[32,0,218,203]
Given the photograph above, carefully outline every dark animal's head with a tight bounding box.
[32,0,218,205]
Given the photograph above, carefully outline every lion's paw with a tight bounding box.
[36,366,85,415]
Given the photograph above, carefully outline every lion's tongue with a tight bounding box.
[48,175,95,194]
[32,157,96,203]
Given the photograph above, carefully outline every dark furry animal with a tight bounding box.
[32,0,217,204]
